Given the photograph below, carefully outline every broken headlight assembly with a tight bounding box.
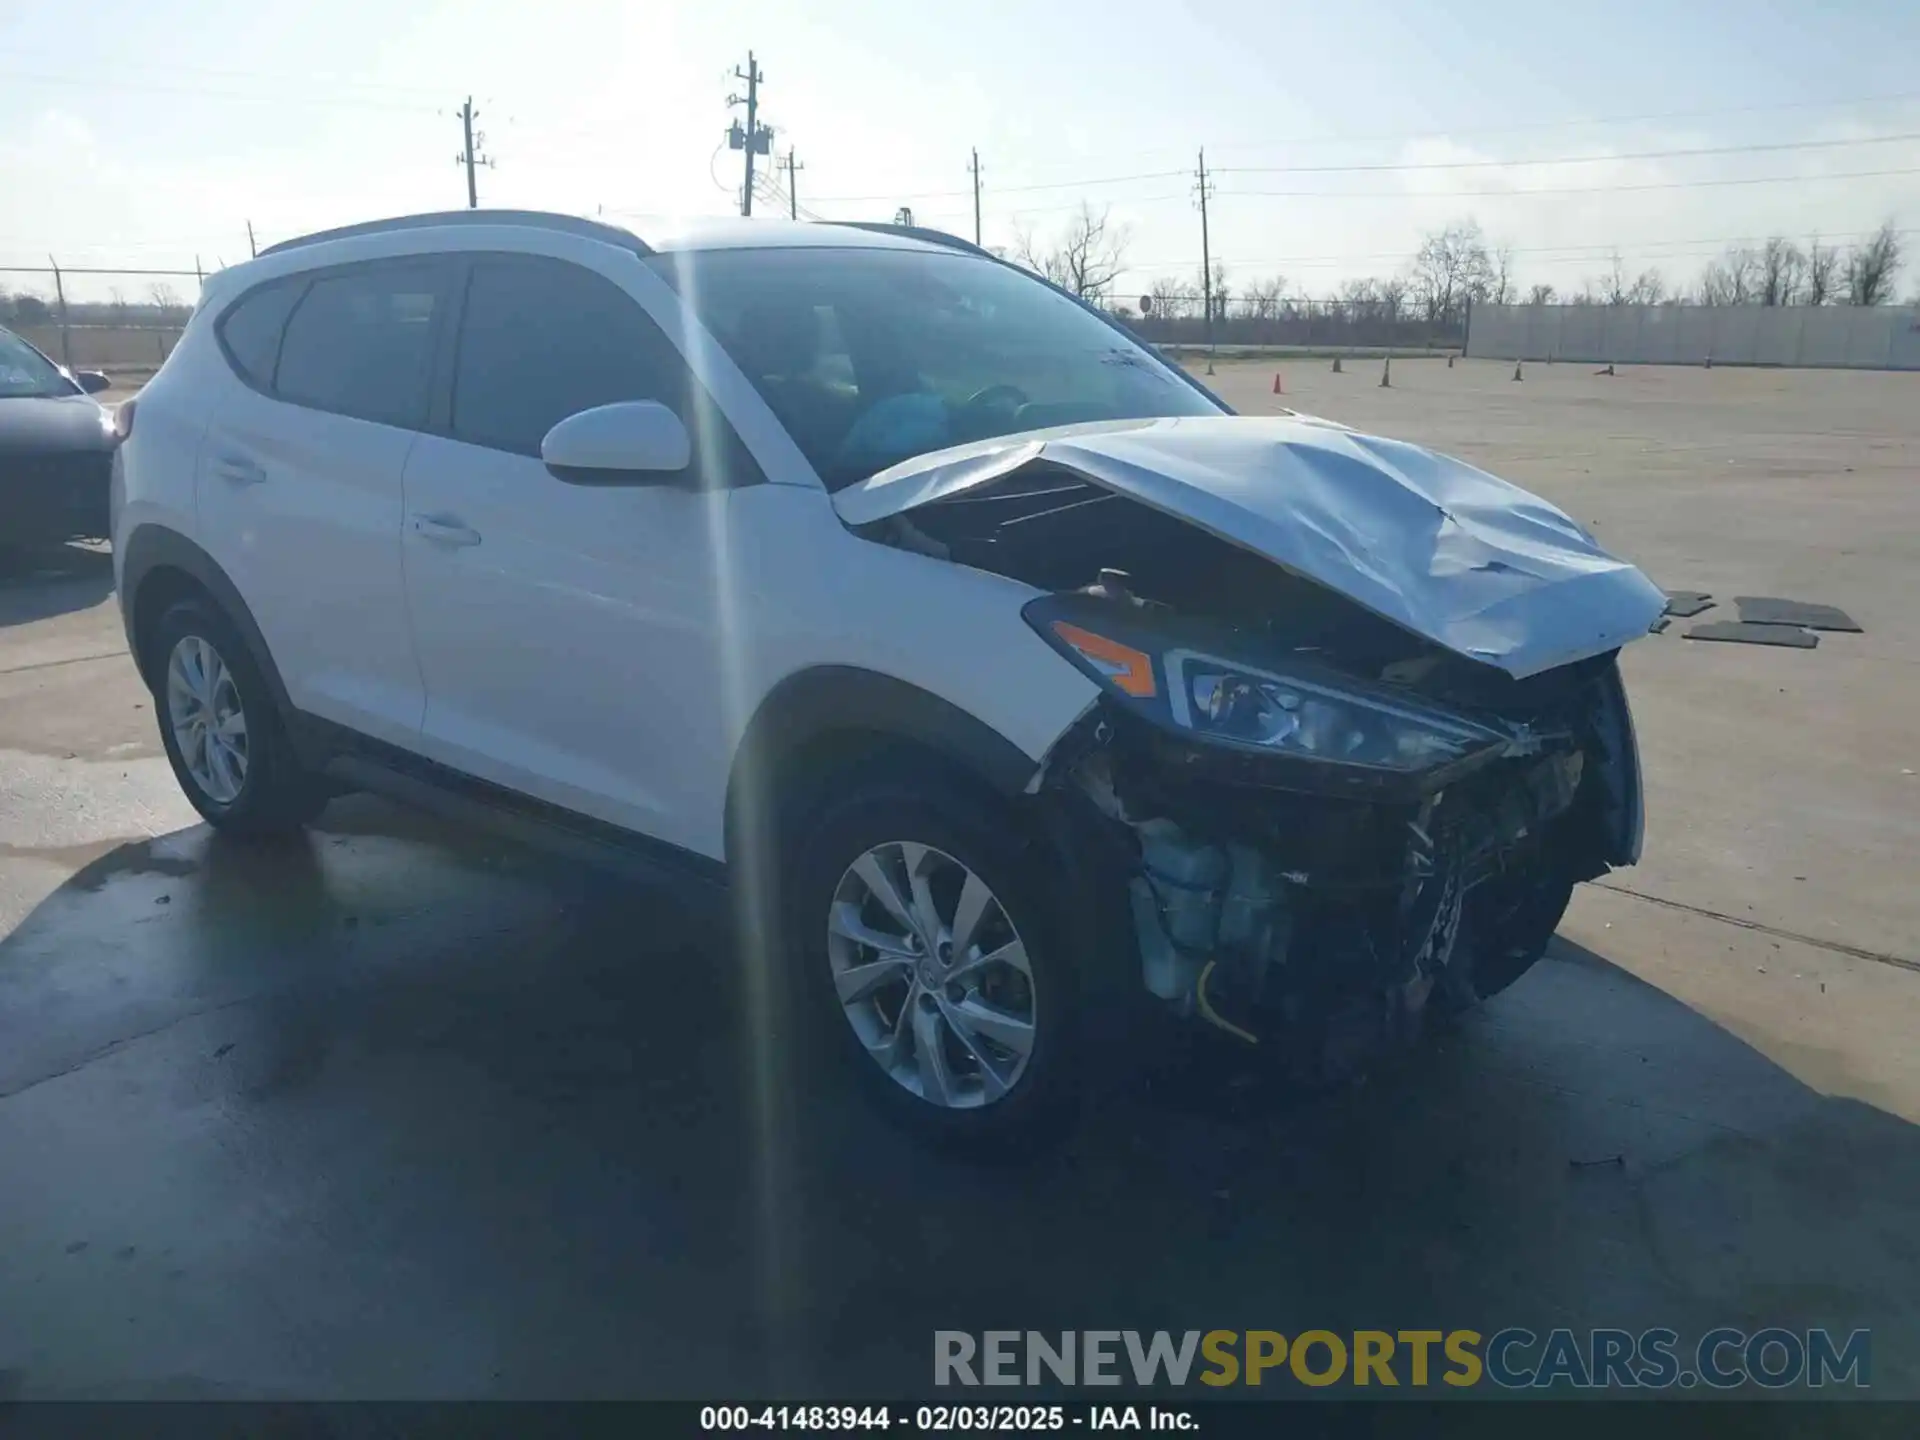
[1024,594,1511,791]
[1164,649,1496,771]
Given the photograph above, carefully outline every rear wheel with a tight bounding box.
[789,771,1079,1150]
[150,597,327,837]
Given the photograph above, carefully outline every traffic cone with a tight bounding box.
[1512,359,1523,381]
[1379,356,1392,388]
[1597,362,1615,376]
[1331,355,1343,373]
[1447,353,1455,368]
[1272,371,1285,395]
[1704,353,1712,370]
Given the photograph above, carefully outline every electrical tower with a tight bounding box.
[969,148,984,246]
[457,97,494,209]
[784,148,805,220]
[727,53,774,217]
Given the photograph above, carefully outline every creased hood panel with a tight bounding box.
[834,416,1665,680]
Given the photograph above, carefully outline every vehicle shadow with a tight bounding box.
[0,542,115,628]
[1,808,1916,1408]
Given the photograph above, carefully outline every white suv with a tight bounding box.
[113,210,1662,1144]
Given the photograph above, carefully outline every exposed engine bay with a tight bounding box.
[852,457,1647,1079]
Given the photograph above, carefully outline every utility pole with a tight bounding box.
[246,220,257,259]
[727,53,772,217]
[456,97,493,208]
[1195,148,1215,368]
[784,148,804,220]
[969,148,984,246]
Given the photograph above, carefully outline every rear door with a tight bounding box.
[399,250,738,851]
[198,258,453,746]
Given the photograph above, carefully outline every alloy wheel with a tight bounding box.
[826,841,1036,1108]
[166,634,249,804]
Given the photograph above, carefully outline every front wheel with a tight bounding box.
[789,773,1080,1150]
[1448,865,1576,1005]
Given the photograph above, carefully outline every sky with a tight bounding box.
[5,0,1920,305]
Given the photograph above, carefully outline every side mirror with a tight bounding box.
[76,370,112,394]
[541,401,692,485]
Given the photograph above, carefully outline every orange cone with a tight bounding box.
[1272,372,1285,395]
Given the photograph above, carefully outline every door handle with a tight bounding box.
[411,513,482,548]
[212,453,266,486]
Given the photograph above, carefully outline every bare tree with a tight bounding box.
[107,286,130,326]
[1146,275,1199,320]
[1804,238,1841,305]
[1757,237,1806,306]
[1199,261,1232,323]
[147,281,183,315]
[1378,277,1408,322]
[1242,275,1287,321]
[1696,247,1758,306]
[1487,243,1517,305]
[1525,282,1557,306]
[1013,203,1130,302]
[1844,221,1903,306]
[1409,218,1493,327]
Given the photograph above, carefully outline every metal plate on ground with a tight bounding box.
[1685,621,1818,649]
[1663,591,1715,618]
[1733,596,1862,632]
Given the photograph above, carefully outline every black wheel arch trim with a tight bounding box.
[119,524,295,720]
[723,665,1043,863]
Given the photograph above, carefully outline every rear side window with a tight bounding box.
[215,279,305,389]
[275,263,444,429]
[451,256,691,457]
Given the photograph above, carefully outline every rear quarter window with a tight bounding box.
[215,278,306,390]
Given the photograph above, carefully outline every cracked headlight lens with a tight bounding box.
[1171,651,1498,772]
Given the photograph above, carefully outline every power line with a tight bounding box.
[1202,89,1920,156]
[1213,130,1920,176]
[1228,164,1920,199]
[801,169,1186,204]
[0,68,444,113]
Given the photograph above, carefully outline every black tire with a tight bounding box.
[1452,865,1576,1003]
[148,596,328,838]
[785,767,1081,1153]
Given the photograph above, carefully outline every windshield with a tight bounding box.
[0,328,76,400]
[648,245,1222,490]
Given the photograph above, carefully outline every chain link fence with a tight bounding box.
[0,263,209,380]
[1127,298,1464,353]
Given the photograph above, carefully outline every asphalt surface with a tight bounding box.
[2,360,1918,1401]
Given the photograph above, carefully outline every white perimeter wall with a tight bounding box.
[1465,303,1920,369]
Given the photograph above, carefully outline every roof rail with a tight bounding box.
[260,210,651,259]
[825,221,994,259]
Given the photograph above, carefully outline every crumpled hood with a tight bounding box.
[833,415,1665,680]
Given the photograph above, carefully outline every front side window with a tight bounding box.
[450,256,691,458]
[0,327,76,400]
[274,263,444,429]
[648,245,1221,490]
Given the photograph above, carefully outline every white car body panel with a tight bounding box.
[197,361,429,747]
[834,415,1666,680]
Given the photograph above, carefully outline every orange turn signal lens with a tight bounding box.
[1052,621,1157,698]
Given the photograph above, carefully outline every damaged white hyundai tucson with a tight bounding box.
[113,212,1664,1146]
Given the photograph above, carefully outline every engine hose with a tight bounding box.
[1196,960,1259,1046]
